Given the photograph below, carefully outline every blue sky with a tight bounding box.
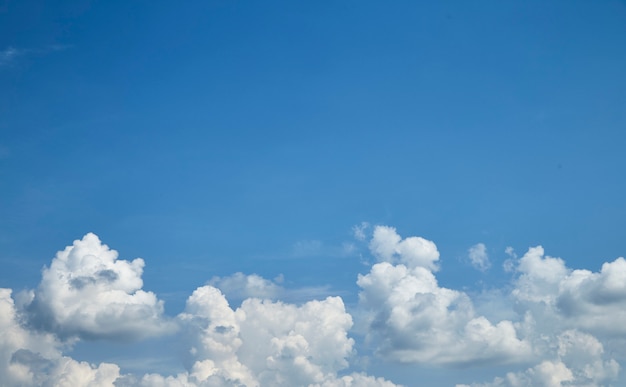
[1,1,626,386]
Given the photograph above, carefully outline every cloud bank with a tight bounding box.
[1,227,625,386]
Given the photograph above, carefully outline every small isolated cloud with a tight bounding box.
[468,243,490,271]
[0,47,18,66]
[503,247,517,273]
[352,222,370,241]
[24,233,175,340]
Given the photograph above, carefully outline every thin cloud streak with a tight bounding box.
[0,44,71,67]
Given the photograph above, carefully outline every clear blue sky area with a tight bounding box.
[1,1,626,386]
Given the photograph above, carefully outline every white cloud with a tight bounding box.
[208,272,281,301]
[209,272,338,304]
[4,228,626,386]
[122,285,400,387]
[459,330,619,387]
[25,233,175,340]
[1,230,398,386]
[458,245,626,386]
[513,246,626,337]
[310,373,402,387]
[352,222,370,241]
[357,261,531,366]
[468,243,490,271]
[0,288,120,387]
[178,286,356,386]
[368,226,440,271]
[357,230,530,366]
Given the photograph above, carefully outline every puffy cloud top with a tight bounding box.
[0,288,120,386]
[3,229,626,386]
[357,262,531,366]
[178,286,358,386]
[369,226,440,271]
[514,247,626,336]
[25,233,175,340]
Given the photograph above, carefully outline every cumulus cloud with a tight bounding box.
[116,285,400,387]
[178,286,357,386]
[457,245,626,386]
[459,330,619,387]
[0,288,120,387]
[356,227,532,367]
[5,228,626,385]
[468,243,490,271]
[513,246,626,337]
[357,261,531,366]
[368,226,440,271]
[25,233,175,340]
[1,233,398,387]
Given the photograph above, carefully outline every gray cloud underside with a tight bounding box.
[1,228,626,386]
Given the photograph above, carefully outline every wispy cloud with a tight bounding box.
[0,44,70,67]
[209,272,343,304]
[468,242,491,272]
[0,47,19,66]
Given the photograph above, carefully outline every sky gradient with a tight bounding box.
[2,1,626,386]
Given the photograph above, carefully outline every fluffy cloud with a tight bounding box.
[1,233,399,387]
[459,330,619,387]
[357,227,532,367]
[4,229,626,385]
[513,246,626,337]
[458,245,626,386]
[116,285,399,387]
[357,261,531,366]
[368,226,440,271]
[468,243,490,271]
[176,285,394,386]
[0,288,120,387]
[25,233,175,340]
